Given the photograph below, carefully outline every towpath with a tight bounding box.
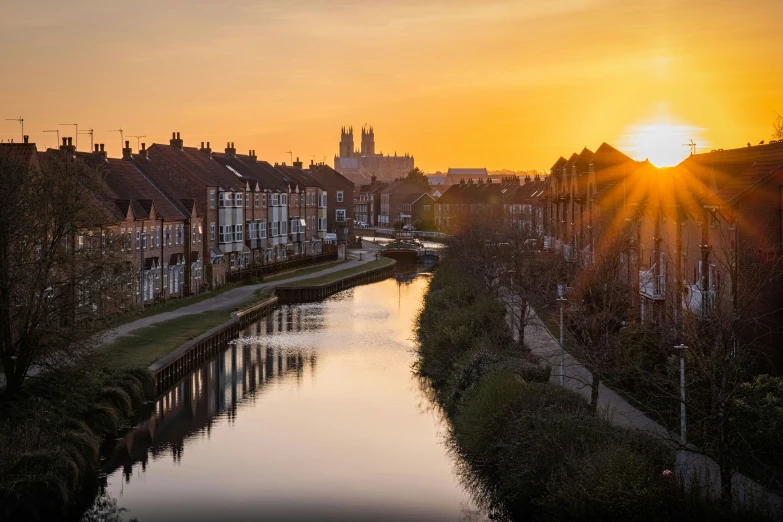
[506,296,782,516]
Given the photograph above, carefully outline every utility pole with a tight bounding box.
[5,117,23,141]
[285,150,293,164]
[674,344,688,444]
[557,284,567,386]
[43,129,60,149]
[59,123,78,150]
[128,135,146,150]
[109,128,124,152]
[78,128,94,152]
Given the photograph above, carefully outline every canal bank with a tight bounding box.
[414,258,770,521]
[80,270,486,522]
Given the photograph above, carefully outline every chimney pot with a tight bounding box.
[207,141,210,148]
[201,142,204,148]
[172,132,176,139]
[23,135,28,144]
[95,144,99,152]
[125,140,129,148]
[68,137,72,146]
[63,137,67,147]
[100,144,104,152]
[176,132,180,140]
[141,143,146,151]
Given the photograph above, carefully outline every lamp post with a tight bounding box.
[557,284,567,386]
[674,344,688,444]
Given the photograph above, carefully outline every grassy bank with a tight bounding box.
[279,257,394,287]
[0,367,153,521]
[416,259,765,521]
[102,310,233,370]
[261,260,347,283]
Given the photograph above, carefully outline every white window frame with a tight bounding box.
[210,190,216,209]
[219,225,225,243]
[210,222,216,241]
[259,221,266,239]
[336,191,344,203]
[236,224,243,241]
[280,221,287,235]
[272,221,278,236]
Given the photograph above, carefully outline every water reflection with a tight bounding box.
[85,276,486,522]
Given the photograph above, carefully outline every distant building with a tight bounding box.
[444,168,490,185]
[379,178,432,227]
[334,126,414,183]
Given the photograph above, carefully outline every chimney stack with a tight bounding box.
[23,135,28,144]
[60,137,76,156]
[122,140,132,160]
[200,140,212,157]
[248,149,257,162]
[225,141,236,155]
[139,142,148,159]
[293,157,303,169]
[170,131,184,150]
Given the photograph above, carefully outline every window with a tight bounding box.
[155,227,160,247]
[271,194,279,206]
[320,194,327,207]
[198,224,203,243]
[210,190,216,209]
[272,221,278,236]
[142,230,147,249]
[245,193,250,208]
[236,224,243,241]
[218,191,224,208]
[230,254,235,269]
[191,225,196,243]
[424,205,431,212]
[237,193,243,208]
[336,191,344,203]
[290,219,297,234]
[280,220,287,235]
[281,194,288,205]
[259,221,266,239]
[219,225,225,243]
[336,209,346,222]
[262,193,267,207]
[248,221,254,239]
[255,193,260,207]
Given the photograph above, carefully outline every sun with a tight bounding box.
[621,122,703,167]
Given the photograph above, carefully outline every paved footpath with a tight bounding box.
[508,298,782,516]
[101,244,382,345]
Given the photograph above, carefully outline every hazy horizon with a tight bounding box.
[2,0,782,171]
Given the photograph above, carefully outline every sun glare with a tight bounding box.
[621,122,704,167]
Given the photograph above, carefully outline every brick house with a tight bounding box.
[310,163,355,242]
[379,178,431,227]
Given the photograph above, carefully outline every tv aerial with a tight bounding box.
[681,139,696,155]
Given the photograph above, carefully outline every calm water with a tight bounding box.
[84,275,485,522]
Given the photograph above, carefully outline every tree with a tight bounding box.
[565,237,631,412]
[773,113,783,140]
[406,167,429,187]
[0,149,125,393]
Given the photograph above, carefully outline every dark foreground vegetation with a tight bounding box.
[415,258,771,521]
[0,367,153,521]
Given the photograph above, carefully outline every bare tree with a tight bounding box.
[0,148,126,393]
[773,113,783,140]
[565,237,632,412]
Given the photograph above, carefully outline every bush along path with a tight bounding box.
[0,368,154,521]
[415,258,771,522]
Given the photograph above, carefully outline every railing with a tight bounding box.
[225,250,338,283]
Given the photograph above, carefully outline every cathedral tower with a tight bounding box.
[361,125,375,156]
[339,126,354,158]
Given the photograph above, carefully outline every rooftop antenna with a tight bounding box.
[681,139,696,155]
[109,128,124,152]
[5,116,23,140]
[59,123,78,150]
[128,135,146,150]
[78,128,94,152]
[42,129,60,149]
[285,150,293,164]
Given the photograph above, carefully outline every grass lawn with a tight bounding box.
[102,310,231,370]
[281,257,395,287]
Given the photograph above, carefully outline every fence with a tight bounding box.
[226,250,338,283]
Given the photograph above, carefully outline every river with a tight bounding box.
[82,272,485,522]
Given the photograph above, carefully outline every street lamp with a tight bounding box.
[557,284,567,386]
[673,344,688,445]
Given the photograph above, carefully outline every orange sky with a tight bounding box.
[2,0,782,171]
